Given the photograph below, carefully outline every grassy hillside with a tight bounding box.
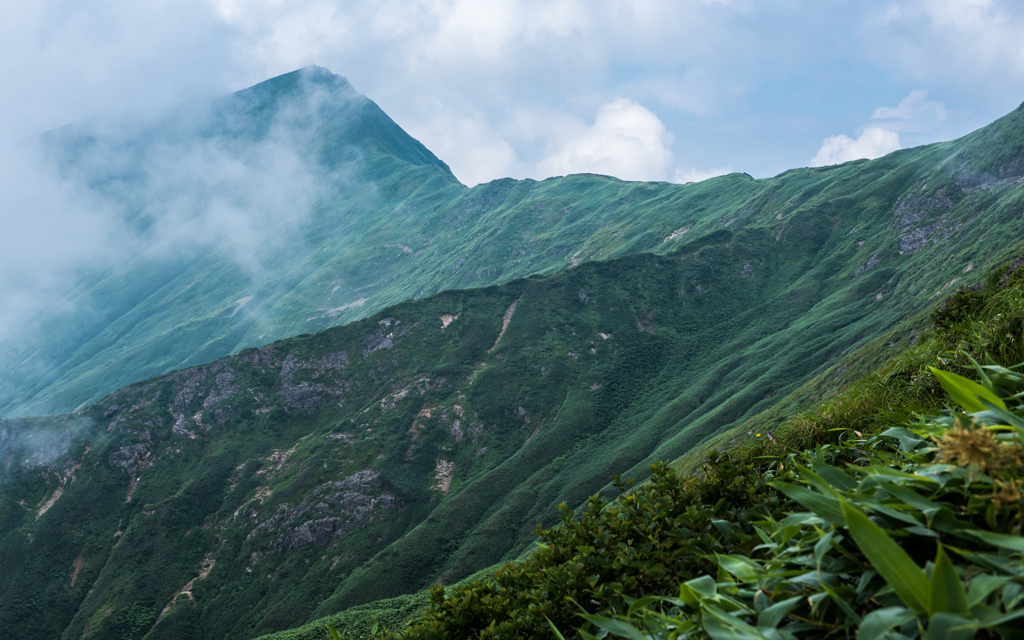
[1,79,1024,640]
[3,72,1022,420]
[259,238,1024,640]
[2,181,1023,640]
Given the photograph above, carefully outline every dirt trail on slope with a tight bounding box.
[70,552,84,587]
[489,300,518,352]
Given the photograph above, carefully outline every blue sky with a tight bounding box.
[3,0,1024,187]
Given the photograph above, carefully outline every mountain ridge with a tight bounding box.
[1,69,1024,640]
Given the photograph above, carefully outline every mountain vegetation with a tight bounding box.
[0,68,1023,640]
[286,253,1024,640]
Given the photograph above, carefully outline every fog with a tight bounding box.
[0,70,361,415]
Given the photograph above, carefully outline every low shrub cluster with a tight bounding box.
[575,361,1024,639]
[320,258,1024,639]
[374,453,786,639]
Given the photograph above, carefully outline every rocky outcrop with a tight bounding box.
[246,470,397,553]
[892,189,953,255]
[276,350,351,413]
[109,442,154,475]
[954,159,1024,194]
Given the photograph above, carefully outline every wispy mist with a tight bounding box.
[0,414,97,477]
[0,70,365,415]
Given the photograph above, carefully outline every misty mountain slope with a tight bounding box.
[2,110,1024,639]
[6,71,1021,420]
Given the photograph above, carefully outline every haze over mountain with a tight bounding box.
[1,67,1023,640]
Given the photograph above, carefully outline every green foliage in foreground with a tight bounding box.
[574,362,1024,639]
[311,261,1024,639]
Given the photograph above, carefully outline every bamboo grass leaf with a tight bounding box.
[928,545,969,615]
[770,482,846,524]
[958,529,1024,552]
[924,613,976,640]
[966,575,1012,607]
[857,607,916,640]
[840,500,929,615]
[755,596,802,629]
[579,614,650,640]
[929,367,1006,412]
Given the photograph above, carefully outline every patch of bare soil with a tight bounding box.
[489,300,518,351]
[70,552,84,587]
[156,553,215,623]
[432,459,455,493]
[439,313,459,331]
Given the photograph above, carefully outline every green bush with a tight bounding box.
[575,359,1024,639]
[371,455,789,640]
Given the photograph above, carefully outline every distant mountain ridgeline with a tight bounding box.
[4,67,1022,420]
[1,68,1024,640]
[3,143,1024,638]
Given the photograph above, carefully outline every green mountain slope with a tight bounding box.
[9,68,1021,421]
[2,74,1024,639]
[2,91,1024,636]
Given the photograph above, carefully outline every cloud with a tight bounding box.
[810,127,901,167]
[0,0,238,141]
[870,89,948,132]
[403,103,522,187]
[537,98,674,181]
[863,0,1024,98]
[0,70,338,344]
[673,166,733,183]
[0,138,128,338]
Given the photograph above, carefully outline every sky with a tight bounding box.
[1,1,1022,187]
[0,0,1023,411]
[3,0,1024,188]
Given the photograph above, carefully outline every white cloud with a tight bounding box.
[810,127,901,167]
[406,105,522,187]
[537,99,674,181]
[864,0,1024,97]
[673,166,733,183]
[870,89,948,132]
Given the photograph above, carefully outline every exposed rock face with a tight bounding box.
[109,443,154,474]
[954,159,1024,194]
[246,470,397,553]
[892,190,953,255]
[854,253,881,276]
[277,350,351,413]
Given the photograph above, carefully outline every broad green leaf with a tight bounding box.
[975,608,1024,629]
[580,614,650,640]
[327,622,341,640]
[880,427,925,452]
[857,607,916,640]
[626,595,661,617]
[679,575,717,607]
[967,575,1012,607]
[977,402,1024,429]
[947,546,1024,575]
[872,479,942,513]
[795,465,842,497]
[924,613,976,640]
[756,596,802,629]
[928,545,969,615]
[930,367,1006,412]
[716,555,765,581]
[770,482,846,524]
[959,529,1024,552]
[841,500,929,615]
[545,617,568,640]
[703,604,771,640]
[813,529,836,567]
[811,463,858,491]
